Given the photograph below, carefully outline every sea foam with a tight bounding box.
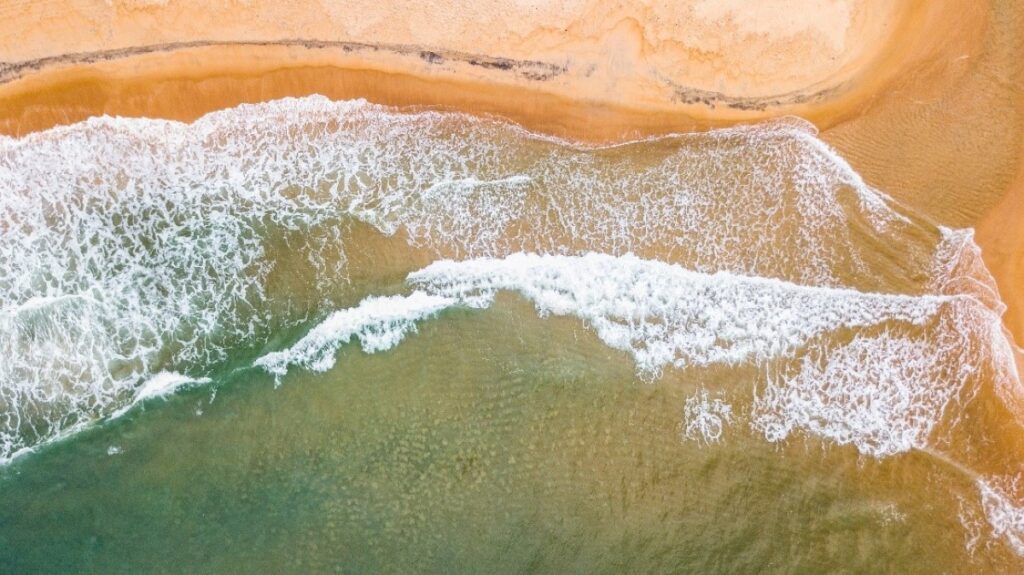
[1,97,1020,556]
[255,292,457,380]
[978,477,1024,556]
[1,96,962,461]
[260,252,1011,461]
[682,389,734,445]
[255,250,1021,551]
[110,372,212,420]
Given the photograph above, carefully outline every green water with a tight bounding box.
[0,297,1012,573]
[2,98,1023,572]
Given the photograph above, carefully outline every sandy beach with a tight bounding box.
[0,1,976,135]
[0,0,1018,330]
[4,3,1024,570]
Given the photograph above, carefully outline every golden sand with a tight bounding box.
[0,0,1022,349]
[0,0,967,137]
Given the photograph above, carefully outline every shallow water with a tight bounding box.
[1,97,1022,572]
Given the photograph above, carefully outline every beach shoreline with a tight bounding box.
[0,0,962,140]
[0,0,1021,349]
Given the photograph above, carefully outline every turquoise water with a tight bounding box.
[0,301,999,572]
[1,97,1023,572]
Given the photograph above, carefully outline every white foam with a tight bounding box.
[132,371,202,404]
[751,329,969,457]
[110,372,212,420]
[682,389,734,445]
[254,292,456,380]
[0,95,942,286]
[0,96,1009,468]
[0,96,947,461]
[254,252,1010,464]
[414,254,1018,459]
[930,227,1005,313]
[3,99,1023,557]
[977,477,1024,555]
[408,252,953,376]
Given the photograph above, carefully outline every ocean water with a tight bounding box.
[1,96,1022,572]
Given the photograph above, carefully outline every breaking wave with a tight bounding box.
[1,95,1021,555]
[258,252,1014,458]
[255,251,1021,552]
[1,95,962,462]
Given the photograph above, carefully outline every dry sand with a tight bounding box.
[0,0,1022,348]
[0,0,952,136]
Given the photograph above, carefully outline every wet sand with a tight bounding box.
[0,0,1022,348]
[818,0,1024,349]
[977,145,1024,350]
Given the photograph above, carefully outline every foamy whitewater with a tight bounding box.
[258,251,1010,457]
[1,96,1022,558]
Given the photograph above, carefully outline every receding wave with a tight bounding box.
[1,95,974,462]
[1,96,1021,556]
